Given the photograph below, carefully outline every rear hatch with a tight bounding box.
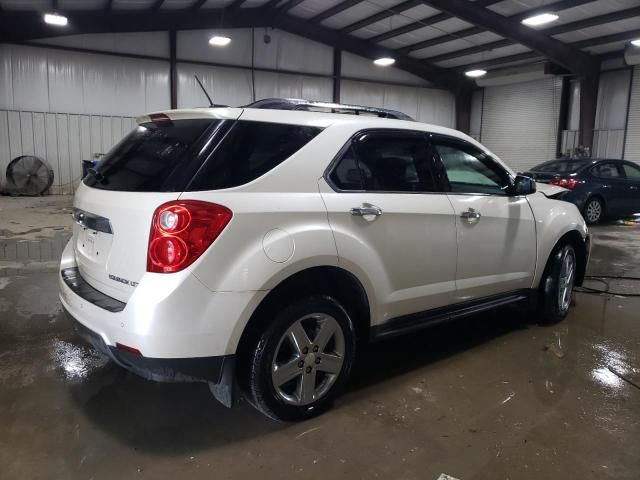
[72,108,242,302]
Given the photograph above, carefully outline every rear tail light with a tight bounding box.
[549,178,583,189]
[147,200,232,273]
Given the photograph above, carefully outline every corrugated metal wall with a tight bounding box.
[592,69,631,159]
[480,77,563,172]
[624,67,640,162]
[0,30,456,194]
[0,111,136,194]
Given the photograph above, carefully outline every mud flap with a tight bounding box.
[208,356,235,408]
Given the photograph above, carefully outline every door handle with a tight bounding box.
[460,208,481,221]
[350,204,383,217]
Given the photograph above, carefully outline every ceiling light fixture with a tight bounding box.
[44,13,68,26]
[521,13,559,26]
[373,57,395,66]
[209,35,232,47]
[631,39,640,47]
[465,69,487,78]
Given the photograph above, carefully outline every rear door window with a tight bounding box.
[591,162,623,178]
[622,163,640,178]
[328,130,439,193]
[187,121,322,191]
[84,119,222,192]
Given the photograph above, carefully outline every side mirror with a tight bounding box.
[508,175,536,196]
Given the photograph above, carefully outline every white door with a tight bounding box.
[320,130,458,325]
[431,135,537,302]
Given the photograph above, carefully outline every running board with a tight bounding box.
[371,290,531,341]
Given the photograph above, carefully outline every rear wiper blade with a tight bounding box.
[87,167,107,184]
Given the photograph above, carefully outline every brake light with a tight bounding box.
[549,178,583,189]
[147,201,232,273]
[149,113,171,123]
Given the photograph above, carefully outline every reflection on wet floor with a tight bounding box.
[1,224,639,479]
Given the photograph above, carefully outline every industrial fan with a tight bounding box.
[5,155,54,196]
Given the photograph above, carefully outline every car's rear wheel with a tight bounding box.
[245,295,356,421]
[584,197,603,224]
[538,244,577,324]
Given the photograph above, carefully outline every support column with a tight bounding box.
[333,48,341,103]
[169,30,178,109]
[455,86,472,134]
[556,76,570,157]
[578,65,600,150]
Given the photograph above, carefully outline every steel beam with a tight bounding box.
[418,0,597,75]
[169,29,177,109]
[341,0,422,34]
[396,0,593,54]
[271,13,468,91]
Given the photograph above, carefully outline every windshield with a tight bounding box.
[531,160,588,173]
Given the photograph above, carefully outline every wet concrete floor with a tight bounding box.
[0,224,639,479]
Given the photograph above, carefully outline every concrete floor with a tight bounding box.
[1,224,639,479]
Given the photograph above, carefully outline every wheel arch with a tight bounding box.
[235,266,371,382]
[539,230,588,289]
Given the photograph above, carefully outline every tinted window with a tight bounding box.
[433,139,510,195]
[329,131,438,192]
[532,159,588,173]
[188,121,322,191]
[623,163,640,178]
[591,162,622,178]
[84,119,219,192]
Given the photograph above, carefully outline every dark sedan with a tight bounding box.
[523,158,640,224]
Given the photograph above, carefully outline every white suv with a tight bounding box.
[60,99,590,421]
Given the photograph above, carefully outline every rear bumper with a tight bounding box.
[59,239,267,359]
[67,307,233,384]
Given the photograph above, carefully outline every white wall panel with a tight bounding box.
[254,29,333,75]
[470,89,483,139]
[0,44,170,116]
[19,111,34,156]
[254,71,333,102]
[341,52,429,87]
[8,111,21,161]
[624,67,640,162]
[10,45,50,112]
[595,70,631,131]
[481,78,562,172]
[33,113,46,160]
[177,63,253,108]
[0,112,9,186]
[341,80,455,127]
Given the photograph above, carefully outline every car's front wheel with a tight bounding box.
[245,295,356,421]
[584,197,604,224]
[538,244,577,324]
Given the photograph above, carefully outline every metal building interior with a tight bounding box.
[0,1,639,479]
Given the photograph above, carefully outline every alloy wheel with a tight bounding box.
[557,249,575,313]
[585,199,602,223]
[271,313,345,406]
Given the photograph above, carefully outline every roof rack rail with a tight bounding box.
[244,98,414,121]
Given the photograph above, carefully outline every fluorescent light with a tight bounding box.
[465,69,487,78]
[631,39,640,47]
[209,35,231,47]
[521,13,559,26]
[373,57,395,66]
[44,13,68,26]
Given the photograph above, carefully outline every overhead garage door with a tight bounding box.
[480,77,562,173]
[624,67,640,163]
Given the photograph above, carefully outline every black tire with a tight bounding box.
[538,244,577,325]
[245,295,356,422]
[583,196,604,224]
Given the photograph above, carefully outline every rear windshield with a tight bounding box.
[531,160,588,173]
[84,119,221,192]
[84,119,322,192]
